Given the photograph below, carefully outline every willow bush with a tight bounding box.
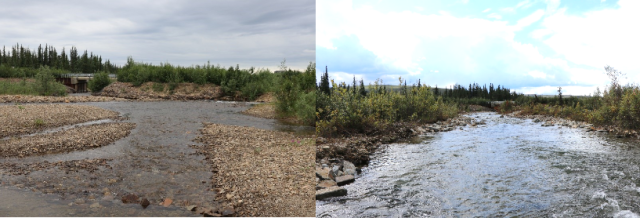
[317,78,458,137]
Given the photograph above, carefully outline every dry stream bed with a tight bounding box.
[0,100,314,216]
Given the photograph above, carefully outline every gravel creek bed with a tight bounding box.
[0,100,314,216]
[0,104,121,138]
[193,123,315,217]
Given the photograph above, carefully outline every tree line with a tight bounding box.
[317,66,521,102]
[0,43,118,74]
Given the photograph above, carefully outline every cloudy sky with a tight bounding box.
[317,0,639,95]
[0,0,315,70]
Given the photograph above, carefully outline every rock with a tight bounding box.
[335,175,355,186]
[74,198,86,205]
[315,167,331,180]
[162,198,173,207]
[89,202,101,208]
[222,206,235,216]
[316,186,347,200]
[321,146,330,151]
[500,115,504,118]
[342,160,357,175]
[316,180,337,189]
[186,205,197,211]
[329,165,341,180]
[533,118,541,123]
[121,193,139,204]
[140,198,150,209]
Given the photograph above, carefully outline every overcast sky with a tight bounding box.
[0,0,315,71]
[318,0,639,95]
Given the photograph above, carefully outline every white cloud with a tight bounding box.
[482,8,491,13]
[514,9,545,30]
[487,13,502,19]
[328,71,368,85]
[528,70,551,79]
[516,85,604,95]
[318,0,636,95]
[536,0,640,84]
[544,0,561,15]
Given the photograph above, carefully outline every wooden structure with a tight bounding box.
[55,73,116,93]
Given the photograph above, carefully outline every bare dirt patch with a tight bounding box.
[241,103,276,119]
[0,122,136,158]
[0,104,121,138]
[100,82,222,101]
[193,123,315,217]
[0,95,128,104]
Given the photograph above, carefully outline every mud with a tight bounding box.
[0,100,313,216]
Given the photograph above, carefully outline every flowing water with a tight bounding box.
[317,112,640,217]
[0,101,313,216]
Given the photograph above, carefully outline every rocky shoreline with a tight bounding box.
[508,111,640,139]
[315,115,485,200]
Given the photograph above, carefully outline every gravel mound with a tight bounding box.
[0,104,120,138]
[241,104,276,119]
[100,82,222,101]
[0,122,136,157]
[193,123,315,217]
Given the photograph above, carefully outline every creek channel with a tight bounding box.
[0,100,313,216]
[317,112,640,217]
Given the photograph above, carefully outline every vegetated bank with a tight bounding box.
[496,65,640,138]
[0,43,316,126]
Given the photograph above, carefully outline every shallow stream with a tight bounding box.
[317,112,640,217]
[0,101,313,216]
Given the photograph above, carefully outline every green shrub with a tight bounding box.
[88,71,112,92]
[32,66,67,96]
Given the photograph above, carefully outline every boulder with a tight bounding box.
[335,175,355,186]
[316,186,348,200]
[342,161,357,175]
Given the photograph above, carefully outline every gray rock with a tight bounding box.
[316,186,348,200]
[222,207,235,216]
[533,118,541,123]
[342,161,357,175]
[330,165,341,180]
[336,175,355,186]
